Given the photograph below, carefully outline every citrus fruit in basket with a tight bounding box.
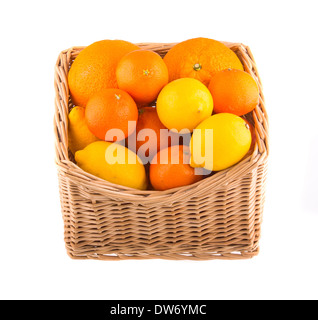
[156,78,213,132]
[150,145,203,191]
[163,37,243,86]
[116,50,169,106]
[68,40,140,107]
[132,106,179,163]
[85,88,138,142]
[68,106,100,154]
[75,141,147,190]
[190,113,252,172]
[208,69,259,116]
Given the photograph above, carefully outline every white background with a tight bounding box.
[1,0,317,300]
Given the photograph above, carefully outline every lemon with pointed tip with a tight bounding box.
[190,113,252,172]
[156,78,213,132]
[68,106,100,154]
[75,141,147,190]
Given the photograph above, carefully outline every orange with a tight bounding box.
[116,50,169,105]
[85,89,138,142]
[132,107,178,163]
[68,40,140,107]
[163,37,243,86]
[149,145,203,191]
[208,68,259,116]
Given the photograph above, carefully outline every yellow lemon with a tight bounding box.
[75,141,147,190]
[156,78,213,132]
[68,106,100,154]
[190,113,252,172]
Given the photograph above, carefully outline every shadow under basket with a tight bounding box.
[54,41,269,261]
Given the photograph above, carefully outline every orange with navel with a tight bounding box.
[116,49,169,105]
[163,37,243,86]
[85,89,138,142]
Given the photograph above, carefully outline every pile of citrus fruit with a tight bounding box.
[68,37,259,191]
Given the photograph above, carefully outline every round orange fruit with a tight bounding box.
[68,40,140,107]
[163,37,243,86]
[85,89,138,142]
[133,107,179,163]
[208,68,259,116]
[149,145,203,191]
[116,50,169,105]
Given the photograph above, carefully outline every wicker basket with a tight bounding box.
[54,41,269,260]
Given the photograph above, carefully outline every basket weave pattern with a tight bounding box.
[54,41,269,260]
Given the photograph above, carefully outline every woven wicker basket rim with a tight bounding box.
[54,41,269,203]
